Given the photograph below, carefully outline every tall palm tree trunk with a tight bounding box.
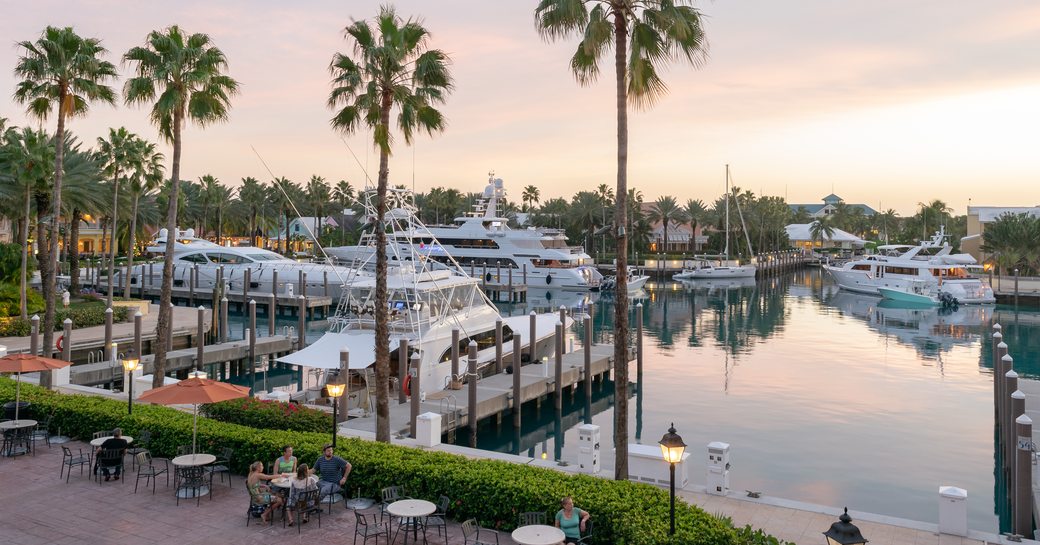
[153,113,181,388]
[106,168,120,306]
[123,194,140,300]
[42,110,66,382]
[69,209,81,294]
[373,96,392,443]
[612,13,630,481]
[19,188,31,319]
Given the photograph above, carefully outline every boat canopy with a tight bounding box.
[276,330,386,370]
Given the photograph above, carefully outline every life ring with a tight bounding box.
[546,274,553,285]
[402,374,411,397]
[56,335,65,352]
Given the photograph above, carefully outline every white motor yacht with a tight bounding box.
[824,227,995,304]
[326,175,602,291]
[278,188,566,394]
[118,228,368,299]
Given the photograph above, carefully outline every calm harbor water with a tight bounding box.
[221,269,1040,532]
[473,269,1040,533]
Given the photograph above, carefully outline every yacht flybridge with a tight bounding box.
[824,227,995,304]
[121,228,368,299]
[278,187,565,396]
[326,175,602,290]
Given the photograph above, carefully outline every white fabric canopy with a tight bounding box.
[276,331,382,370]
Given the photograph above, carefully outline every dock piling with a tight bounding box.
[529,311,536,361]
[30,315,39,356]
[220,296,229,344]
[133,311,143,364]
[555,321,563,410]
[196,306,205,372]
[248,327,256,396]
[584,313,592,424]
[410,352,421,438]
[268,295,276,336]
[104,308,113,353]
[1005,368,1018,476]
[62,318,72,363]
[451,329,460,389]
[513,334,522,427]
[297,296,306,348]
[166,303,174,352]
[495,320,503,374]
[399,339,409,404]
[1014,414,1033,536]
[468,340,478,447]
[243,268,251,305]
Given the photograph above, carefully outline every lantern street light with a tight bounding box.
[326,380,346,448]
[121,350,140,414]
[659,423,687,536]
[823,508,868,545]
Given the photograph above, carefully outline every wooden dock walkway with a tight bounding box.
[341,343,616,436]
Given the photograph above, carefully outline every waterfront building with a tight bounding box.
[268,216,339,254]
[785,223,865,250]
[788,193,876,219]
[963,205,1040,263]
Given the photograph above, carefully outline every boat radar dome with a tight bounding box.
[158,228,168,238]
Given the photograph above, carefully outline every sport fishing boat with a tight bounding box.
[600,274,650,294]
[824,227,995,304]
[672,165,757,280]
[326,174,602,290]
[117,228,368,299]
[278,188,566,396]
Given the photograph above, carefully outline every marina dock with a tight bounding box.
[341,343,618,437]
[95,278,334,317]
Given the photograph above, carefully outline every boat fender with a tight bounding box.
[402,374,411,397]
[546,274,553,285]
[485,272,492,282]
[56,335,65,353]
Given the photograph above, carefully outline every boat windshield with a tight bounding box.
[244,252,286,262]
[531,258,578,269]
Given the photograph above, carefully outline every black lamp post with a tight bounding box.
[326,381,346,448]
[121,350,140,414]
[659,423,687,536]
[823,508,869,545]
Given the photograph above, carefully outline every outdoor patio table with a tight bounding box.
[89,435,134,447]
[172,453,216,498]
[387,498,436,545]
[511,525,566,545]
[0,419,36,456]
[270,476,291,498]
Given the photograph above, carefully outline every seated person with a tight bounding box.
[286,463,319,526]
[247,461,284,523]
[97,428,129,481]
[274,445,297,475]
[555,496,590,544]
[312,443,352,505]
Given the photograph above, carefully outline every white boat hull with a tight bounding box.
[877,287,939,306]
[676,265,757,279]
[825,267,995,304]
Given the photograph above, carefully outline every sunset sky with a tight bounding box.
[2,0,1039,216]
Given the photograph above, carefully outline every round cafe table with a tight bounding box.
[0,419,36,457]
[511,525,566,545]
[90,435,134,447]
[387,498,436,545]
[172,453,216,498]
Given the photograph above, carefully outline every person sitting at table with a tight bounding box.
[274,445,297,475]
[313,443,352,506]
[286,463,318,526]
[96,428,129,481]
[247,461,284,524]
[555,496,590,544]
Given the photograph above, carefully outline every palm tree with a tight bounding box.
[124,25,239,387]
[684,199,708,252]
[333,179,355,208]
[917,199,952,239]
[61,139,105,296]
[0,127,54,318]
[212,183,234,244]
[570,191,603,253]
[14,26,117,361]
[536,0,706,481]
[648,196,686,255]
[809,217,836,249]
[307,175,332,238]
[328,6,453,443]
[269,177,299,255]
[123,138,165,299]
[96,127,135,306]
[239,176,265,245]
[522,184,540,212]
[198,174,221,238]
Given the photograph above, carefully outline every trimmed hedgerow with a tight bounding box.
[0,378,791,545]
[200,397,332,433]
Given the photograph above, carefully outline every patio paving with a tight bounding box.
[0,440,522,545]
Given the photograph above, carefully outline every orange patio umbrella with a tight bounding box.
[0,354,71,422]
[137,372,250,455]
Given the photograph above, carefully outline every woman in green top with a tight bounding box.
[555,496,590,543]
[274,445,297,475]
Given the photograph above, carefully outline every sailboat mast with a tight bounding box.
[724,164,730,261]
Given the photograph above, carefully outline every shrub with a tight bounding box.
[0,302,129,335]
[200,397,332,433]
[0,378,787,545]
[0,281,44,318]
[0,242,30,284]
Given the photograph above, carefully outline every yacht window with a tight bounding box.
[245,252,282,262]
[207,252,247,264]
[851,264,871,271]
[180,253,209,264]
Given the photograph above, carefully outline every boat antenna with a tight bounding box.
[249,145,351,283]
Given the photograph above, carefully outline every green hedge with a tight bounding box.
[0,378,790,545]
[0,302,130,335]
[200,397,332,433]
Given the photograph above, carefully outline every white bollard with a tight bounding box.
[938,486,968,536]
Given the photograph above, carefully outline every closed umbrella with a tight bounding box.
[0,354,71,422]
[137,371,249,455]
